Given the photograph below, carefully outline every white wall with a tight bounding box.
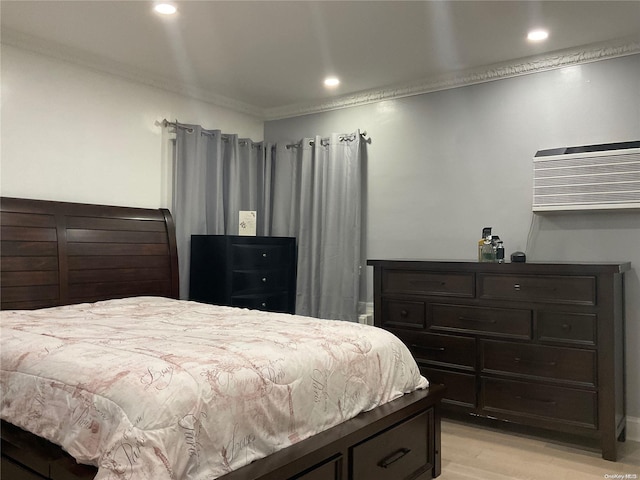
[265,55,640,422]
[0,44,264,208]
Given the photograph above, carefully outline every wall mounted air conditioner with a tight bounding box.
[533,141,640,212]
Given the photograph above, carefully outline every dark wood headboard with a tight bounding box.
[1,197,179,310]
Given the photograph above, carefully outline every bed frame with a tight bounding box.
[0,197,444,480]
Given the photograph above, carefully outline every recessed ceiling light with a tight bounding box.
[154,3,177,15]
[527,29,549,42]
[324,77,340,88]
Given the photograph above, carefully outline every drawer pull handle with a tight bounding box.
[261,302,267,307]
[262,277,268,283]
[411,344,445,352]
[514,357,557,367]
[262,252,268,258]
[459,316,496,324]
[561,323,572,331]
[378,448,411,468]
[400,309,409,317]
[515,395,557,406]
[514,284,521,291]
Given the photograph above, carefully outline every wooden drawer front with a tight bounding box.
[478,274,596,305]
[231,268,290,293]
[231,292,290,312]
[383,270,474,297]
[481,378,597,428]
[382,300,426,329]
[352,410,432,480]
[480,340,596,386]
[293,456,342,480]
[420,366,476,408]
[537,311,597,346]
[231,243,292,268]
[1,457,46,480]
[431,304,531,339]
[394,330,475,369]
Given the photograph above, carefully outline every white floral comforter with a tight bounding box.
[0,296,427,480]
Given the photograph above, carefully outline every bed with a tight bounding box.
[0,197,444,480]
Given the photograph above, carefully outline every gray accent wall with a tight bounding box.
[265,55,640,420]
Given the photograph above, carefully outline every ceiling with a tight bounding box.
[2,1,639,119]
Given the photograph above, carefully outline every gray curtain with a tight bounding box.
[172,124,273,298]
[171,123,362,322]
[270,134,362,321]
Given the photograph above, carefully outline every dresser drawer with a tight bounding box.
[231,268,291,293]
[481,378,597,428]
[478,274,596,305]
[382,300,425,329]
[431,304,531,339]
[480,340,596,386]
[352,409,433,480]
[420,366,476,409]
[231,243,293,268]
[393,330,475,369]
[383,270,474,297]
[536,311,597,346]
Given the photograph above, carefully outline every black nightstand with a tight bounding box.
[190,235,297,314]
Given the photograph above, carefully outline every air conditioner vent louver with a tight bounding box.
[533,141,640,211]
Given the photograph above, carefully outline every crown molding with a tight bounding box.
[2,28,638,122]
[264,36,640,121]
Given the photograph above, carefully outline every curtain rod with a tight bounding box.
[285,131,368,150]
[159,119,244,143]
[161,120,269,150]
[158,119,368,149]
[159,119,192,132]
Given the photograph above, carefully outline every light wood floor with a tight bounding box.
[439,419,640,480]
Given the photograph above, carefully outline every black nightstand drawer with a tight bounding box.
[231,292,291,312]
[231,268,291,294]
[231,243,294,268]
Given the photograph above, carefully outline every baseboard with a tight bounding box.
[627,416,640,442]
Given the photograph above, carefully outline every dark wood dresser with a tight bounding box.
[190,235,297,314]
[367,259,630,461]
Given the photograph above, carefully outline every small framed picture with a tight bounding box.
[239,211,257,236]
